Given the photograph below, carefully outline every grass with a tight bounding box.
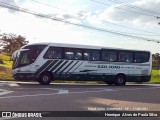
[0,53,11,61]
[0,53,160,83]
[0,53,13,80]
[0,53,12,68]
[0,66,13,80]
[150,70,160,83]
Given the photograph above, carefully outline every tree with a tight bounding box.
[152,53,160,69]
[0,33,29,55]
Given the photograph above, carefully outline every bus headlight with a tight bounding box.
[13,69,20,75]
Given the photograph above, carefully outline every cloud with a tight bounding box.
[99,0,160,26]
[0,0,16,5]
[3,0,160,27]
[0,0,97,26]
[0,0,19,13]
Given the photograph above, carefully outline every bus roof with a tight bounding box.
[23,42,151,53]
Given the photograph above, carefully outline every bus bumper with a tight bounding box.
[13,73,38,80]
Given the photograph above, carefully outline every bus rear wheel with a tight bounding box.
[38,72,52,85]
[114,74,126,86]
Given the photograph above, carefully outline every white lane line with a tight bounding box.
[0,87,159,99]
[42,88,62,91]
[9,83,19,87]
[0,82,19,87]
[58,90,69,94]
[105,89,115,91]
[0,90,13,96]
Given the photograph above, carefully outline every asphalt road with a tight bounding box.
[0,81,160,120]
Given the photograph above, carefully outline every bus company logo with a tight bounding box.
[98,65,108,68]
[109,65,120,69]
[2,112,11,117]
[98,65,120,69]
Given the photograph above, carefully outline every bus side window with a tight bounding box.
[54,50,62,59]
[65,49,74,60]
[44,47,62,59]
[102,51,109,61]
[47,50,53,59]
[118,52,126,62]
[84,50,91,61]
[118,52,133,62]
[141,53,149,62]
[92,50,100,61]
[64,49,82,60]
[65,52,74,59]
[75,50,82,60]
[109,52,117,62]
[126,53,133,62]
[135,53,143,63]
[83,50,100,61]
[134,53,149,63]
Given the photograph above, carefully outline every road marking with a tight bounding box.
[0,87,159,99]
[9,83,19,87]
[105,89,115,91]
[42,88,62,91]
[0,82,19,87]
[0,90,13,96]
[58,90,69,94]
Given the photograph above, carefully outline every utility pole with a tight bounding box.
[157,16,160,25]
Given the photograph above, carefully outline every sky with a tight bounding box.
[0,0,160,53]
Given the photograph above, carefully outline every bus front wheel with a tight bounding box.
[114,74,126,86]
[38,72,52,85]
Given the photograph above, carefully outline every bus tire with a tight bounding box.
[38,72,52,85]
[114,74,126,86]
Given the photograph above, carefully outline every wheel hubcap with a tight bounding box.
[117,77,123,84]
[43,76,49,82]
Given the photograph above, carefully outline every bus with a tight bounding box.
[12,43,152,85]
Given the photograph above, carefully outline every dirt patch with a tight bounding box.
[0,66,6,71]
[0,66,13,80]
[0,59,4,64]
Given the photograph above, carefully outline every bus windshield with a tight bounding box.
[12,51,19,69]
[12,50,30,69]
[12,45,47,69]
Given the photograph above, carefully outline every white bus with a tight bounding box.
[12,43,152,85]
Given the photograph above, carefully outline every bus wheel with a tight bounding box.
[38,72,52,85]
[114,74,126,86]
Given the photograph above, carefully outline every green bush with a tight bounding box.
[150,70,160,83]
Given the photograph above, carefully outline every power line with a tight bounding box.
[31,0,160,36]
[102,20,160,36]
[107,0,160,16]
[31,0,71,13]
[91,0,157,17]
[0,1,160,43]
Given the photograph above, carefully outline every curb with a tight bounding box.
[0,80,160,85]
